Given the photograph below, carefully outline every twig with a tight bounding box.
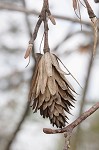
[43,102,99,134]
[63,132,72,150]
[0,3,90,26]
[94,0,99,3]
[5,103,30,150]
[22,0,32,37]
[73,50,94,150]
[5,1,35,150]
[24,0,53,58]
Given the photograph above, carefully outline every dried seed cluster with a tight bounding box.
[29,52,76,128]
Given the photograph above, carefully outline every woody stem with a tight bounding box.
[44,19,50,53]
[43,0,50,53]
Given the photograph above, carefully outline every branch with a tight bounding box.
[5,103,30,150]
[43,102,99,134]
[94,0,99,2]
[73,51,94,150]
[0,3,90,26]
[4,1,35,150]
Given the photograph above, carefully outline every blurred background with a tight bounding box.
[0,0,99,150]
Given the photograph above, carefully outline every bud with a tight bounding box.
[24,44,33,59]
[48,15,56,25]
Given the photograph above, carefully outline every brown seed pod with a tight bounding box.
[29,52,76,128]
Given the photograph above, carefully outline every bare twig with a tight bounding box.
[73,50,94,150]
[22,0,32,37]
[94,0,99,3]
[0,3,90,26]
[5,103,30,150]
[4,1,35,150]
[43,102,99,134]
[63,132,72,150]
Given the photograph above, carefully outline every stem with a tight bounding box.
[73,51,94,150]
[43,19,50,53]
[43,102,99,134]
[43,0,50,53]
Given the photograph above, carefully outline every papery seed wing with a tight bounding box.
[60,73,77,93]
[48,109,53,119]
[57,115,66,125]
[38,56,44,92]
[51,54,66,75]
[56,119,60,128]
[38,93,45,108]
[45,87,50,102]
[29,54,43,101]
[35,53,43,63]
[40,58,47,94]
[44,52,52,77]
[48,76,56,95]
[50,101,55,112]
[28,66,39,101]
[53,68,67,90]
[30,70,39,100]
[67,89,75,98]
[47,95,56,106]
[43,102,48,110]
[55,104,63,114]
[36,70,41,98]
[53,108,59,116]
[58,86,68,100]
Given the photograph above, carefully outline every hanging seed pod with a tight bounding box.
[29,52,76,128]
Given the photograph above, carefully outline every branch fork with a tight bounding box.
[24,0,56,59]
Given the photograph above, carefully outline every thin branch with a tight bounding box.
[5,103,30,150]
[94,0,99,3]
[73,50,94,150]
[43,102,99,134]
[5,1,35,150]
[22,0,32,37]
[0,3,90,26]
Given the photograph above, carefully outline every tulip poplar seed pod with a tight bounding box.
[29,52,76,128]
